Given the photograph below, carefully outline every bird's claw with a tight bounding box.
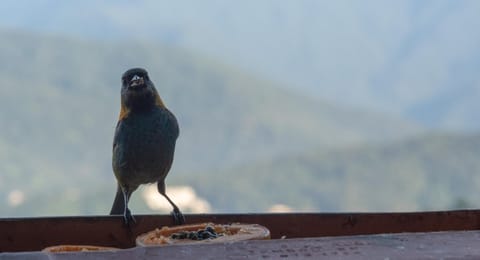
[172,208,185,225]
[124,208,136,226]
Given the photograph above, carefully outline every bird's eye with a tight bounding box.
[121,77,127,84]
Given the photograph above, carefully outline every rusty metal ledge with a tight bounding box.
[1,210,480,253]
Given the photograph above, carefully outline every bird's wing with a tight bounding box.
[165,108,180,140]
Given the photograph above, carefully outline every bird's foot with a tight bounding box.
[123,208,136,226]
[171,208,185,225]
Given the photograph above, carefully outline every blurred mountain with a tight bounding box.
[0,29,420,216]
[1,1,479,130]
[192,132,480,212]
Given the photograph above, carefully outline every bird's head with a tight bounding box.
[119,68,165,119]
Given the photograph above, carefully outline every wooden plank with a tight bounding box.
[1,210,480,252]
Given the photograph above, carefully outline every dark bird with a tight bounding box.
[110,67,184,225]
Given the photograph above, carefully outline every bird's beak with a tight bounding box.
[129,75,145,87]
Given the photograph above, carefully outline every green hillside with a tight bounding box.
[2,1,479,129]
[191,133,480,212]
[0,29,421,216]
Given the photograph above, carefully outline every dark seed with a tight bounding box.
[171,231,188,239]
[188,232,199,240]
[206,231,217,238]
[170,226,222,240]
[197,230,207,238]
[199,232,210,239]
[206,226,215,234]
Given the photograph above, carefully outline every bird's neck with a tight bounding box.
[119,94,152,120]
[128,98,156,113]
[119,92,166,120]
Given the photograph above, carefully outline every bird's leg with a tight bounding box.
[122,187,136,225]
[158,181,185,225]
[163,193,185,225]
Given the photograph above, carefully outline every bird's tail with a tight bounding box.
[110,184,124,215]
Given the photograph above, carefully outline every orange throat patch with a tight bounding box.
[118,105,130,121]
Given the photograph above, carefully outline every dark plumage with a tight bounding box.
[110,68,184,225]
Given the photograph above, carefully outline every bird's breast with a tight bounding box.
[112,108,179,183]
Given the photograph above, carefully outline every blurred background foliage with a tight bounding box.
[0,0,479,216]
